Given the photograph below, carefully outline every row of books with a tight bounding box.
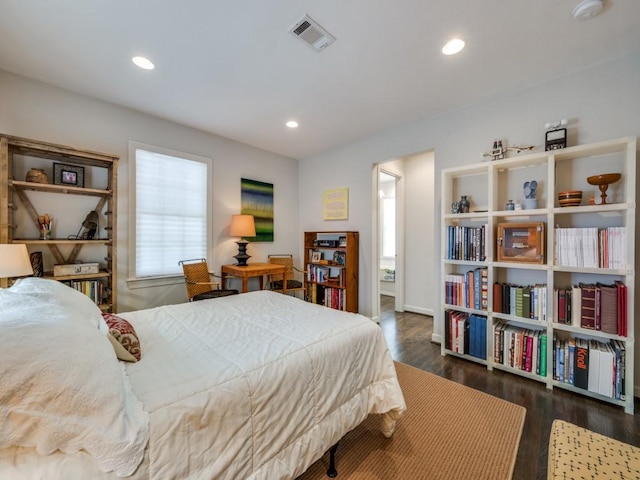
[444,268,488,310]
[554,227,626,269]
[493,283,547,321]
[493,322,547,377]
[553,282,627,336]
[306,265,345,286]
[553,337,626,400]
[61,279,105,306]
[443,310,487,360]
[306,284,345,310]
[445,225,487,262]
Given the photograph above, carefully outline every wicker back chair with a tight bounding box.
[267,254,305,297]
[179,258,238,301]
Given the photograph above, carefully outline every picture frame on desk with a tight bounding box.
[497,222,545,263]
[53,163,84,187]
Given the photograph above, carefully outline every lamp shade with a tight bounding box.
[0,244,34,278]
[229,214,256,238]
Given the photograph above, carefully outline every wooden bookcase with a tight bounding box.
[304,231,359,313]
[441,136,636,413]
[1,134,118,312]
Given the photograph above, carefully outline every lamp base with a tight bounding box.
[234,241,251,266]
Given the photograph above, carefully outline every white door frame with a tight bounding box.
[371,163,405,321]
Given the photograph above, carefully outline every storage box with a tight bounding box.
[53,263,100,276]
[496,222,545,263]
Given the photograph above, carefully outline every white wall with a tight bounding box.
[0,70,300,312]
[298,53,640,391]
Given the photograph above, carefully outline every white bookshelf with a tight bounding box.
[440,136,636,414]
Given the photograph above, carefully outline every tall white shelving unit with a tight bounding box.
[440,136,636,414]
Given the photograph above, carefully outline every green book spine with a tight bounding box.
[539,334,548,377]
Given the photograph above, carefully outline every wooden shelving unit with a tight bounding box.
[1,134,118,312]
[441,136,636,413]
[304,231,359,313]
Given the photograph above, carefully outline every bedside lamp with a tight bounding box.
[229,214,256,267]
[0,244,34,281]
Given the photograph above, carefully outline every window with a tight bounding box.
[382,196,396,258]
[129,142,211,282]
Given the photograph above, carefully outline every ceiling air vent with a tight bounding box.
[289,15,336,52]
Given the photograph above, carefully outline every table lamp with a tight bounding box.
[0,244,34,282]
[229,214,256,266]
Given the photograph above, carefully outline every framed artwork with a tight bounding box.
[241,178,273,242]
[323,188,348,220]
[53,163,84,187]
[311,251,322,263]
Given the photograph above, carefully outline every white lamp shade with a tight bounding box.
[0,244,34,278]
[229,214,256,238]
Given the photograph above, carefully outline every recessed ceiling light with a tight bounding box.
[132,56,155,70]
[286,120,299,128]
[442,38,465,56]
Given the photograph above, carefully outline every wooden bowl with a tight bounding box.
[557,190,582,207]
[587,173,621,186]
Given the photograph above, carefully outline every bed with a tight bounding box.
[0,277,405,479]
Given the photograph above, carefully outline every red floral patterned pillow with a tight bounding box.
[102,313,141,362]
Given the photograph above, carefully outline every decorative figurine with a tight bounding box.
[459,195,470,213]
[482,140,536,160]
[523,180,538,209]
[505,200,515,211]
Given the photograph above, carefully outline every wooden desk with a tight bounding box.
[221,263,287,294]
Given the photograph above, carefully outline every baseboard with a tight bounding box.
[404,305,433,316]
[431,333,442,344]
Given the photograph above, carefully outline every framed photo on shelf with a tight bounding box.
[311,251,322,263]
[338,236,347,247]
[333,251,346,265]
[497,222,545,263]
[53,163,84,187]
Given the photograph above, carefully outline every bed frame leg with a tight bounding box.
[326,442,339,477]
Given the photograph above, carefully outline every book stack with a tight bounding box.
[493,282,547,321]
[445,268,488,310]
[443,310,487,360]
[493,322,547,377]
[62,279,104,306]
[553,337,626,400]
[446,225,487,261]
[552,282,627,336]
[555,227,626,269]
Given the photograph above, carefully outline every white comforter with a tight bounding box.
[1,290,405,479]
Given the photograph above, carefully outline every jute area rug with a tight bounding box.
[298,362,526,480]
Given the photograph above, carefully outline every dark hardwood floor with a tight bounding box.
[379,295,640,480]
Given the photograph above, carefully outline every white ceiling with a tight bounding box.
[1,1,639,160]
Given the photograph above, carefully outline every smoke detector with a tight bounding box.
[289,15,336,52]
[572,0,603,20]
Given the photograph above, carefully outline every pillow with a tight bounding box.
[0,279,149,476]
[102,313,141,362]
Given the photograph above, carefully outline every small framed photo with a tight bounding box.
[338,236,347,247]
[53,163,84,187]
[333,251,346,265]
[311,251,322,263]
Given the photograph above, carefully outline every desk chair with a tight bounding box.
[179,258,239,301]
[267,254,306,298]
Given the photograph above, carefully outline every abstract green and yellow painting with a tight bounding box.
[241,178,274,242]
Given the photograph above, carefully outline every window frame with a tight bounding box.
[127,141,213,289]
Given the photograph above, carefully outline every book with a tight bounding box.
[580,284,596,329]
[539,333,547,377]
[587,340,600,394]
[571,285,582,327]
[573,338,589,390]
[598,283,618,334]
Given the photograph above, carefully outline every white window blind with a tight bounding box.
[134,147,209,278]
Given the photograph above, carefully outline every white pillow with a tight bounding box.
[0,279,149,476]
